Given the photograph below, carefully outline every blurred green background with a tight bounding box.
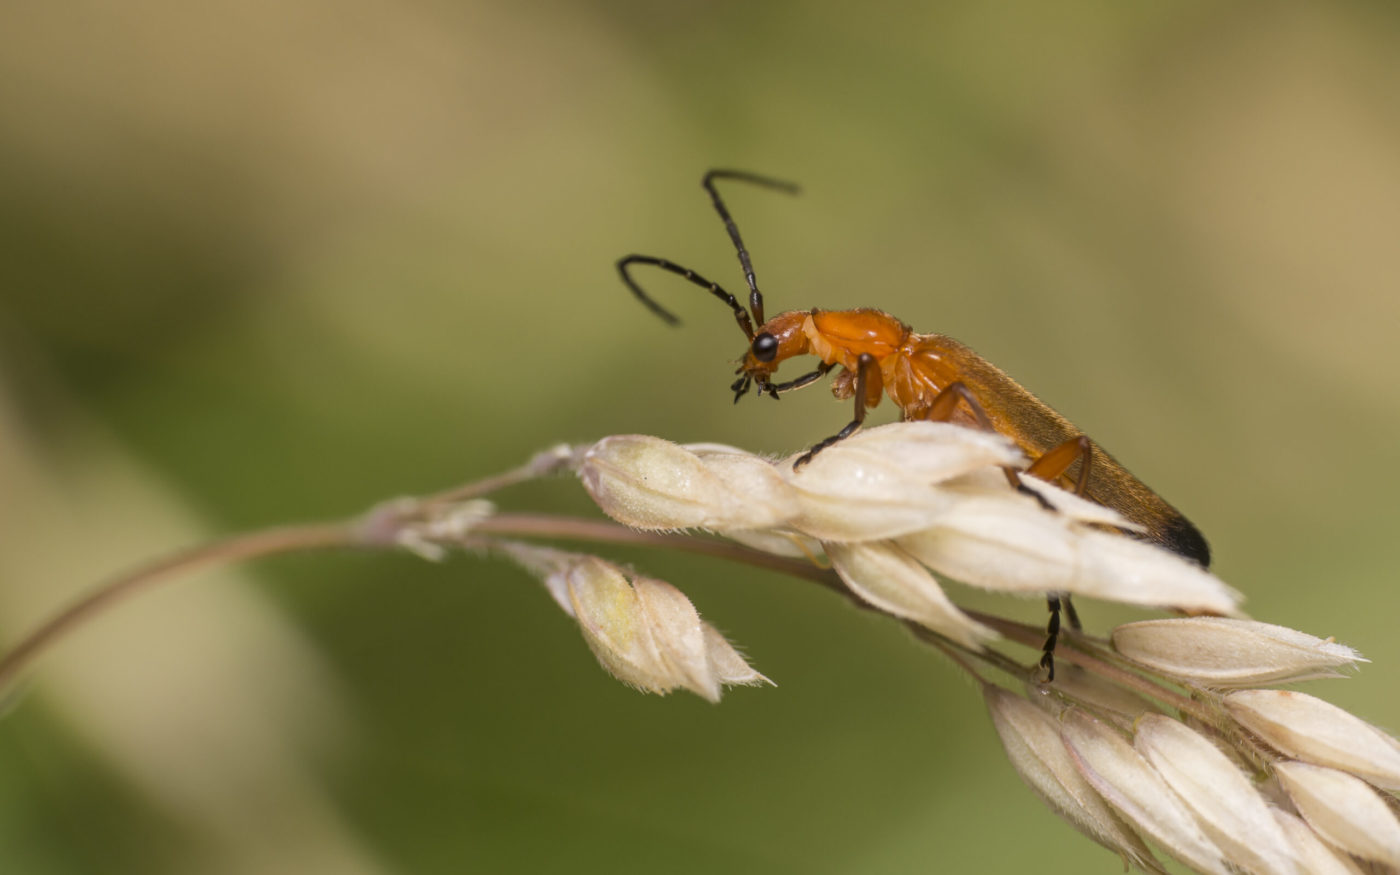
[3,2,1399,873]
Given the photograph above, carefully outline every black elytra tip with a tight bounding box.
[1161,515,1212,569]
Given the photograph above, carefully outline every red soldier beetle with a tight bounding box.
[617,170,1210,678]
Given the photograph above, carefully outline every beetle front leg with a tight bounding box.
[793,355,875,468]
[769,361,835,396]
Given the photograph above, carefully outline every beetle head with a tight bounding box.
[730,311,810,402]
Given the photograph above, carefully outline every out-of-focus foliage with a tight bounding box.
[2,2,1398,872]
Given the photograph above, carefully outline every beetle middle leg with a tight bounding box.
[1026,437,1093,614]
[793,354,876,468]
[926,384,1094,681]
[1026,436,1095,680]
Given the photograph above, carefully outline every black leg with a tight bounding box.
[793,354,875,468]
[769,361,835,394]
[1024,436,1095,646]
[1064,596,1082,632]
[1040,596,1063,681]
[729,374,752,403]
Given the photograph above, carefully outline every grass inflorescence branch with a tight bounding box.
[2,423,1395,873]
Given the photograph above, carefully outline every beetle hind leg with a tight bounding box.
[1026,435,1094,495]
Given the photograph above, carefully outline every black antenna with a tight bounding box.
[701,169,801,327]
[617,255,755,340]
[618,170,799,339]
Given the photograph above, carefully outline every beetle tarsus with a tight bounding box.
[1013,478,1056,511]
[1040,595,1064,681]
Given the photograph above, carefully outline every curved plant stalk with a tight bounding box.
[2,425,1394,874]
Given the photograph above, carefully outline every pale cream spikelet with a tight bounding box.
[893,491,1081,594]
[684,444,823,556]
[1224,689,1400,791]
[778,422,1024,542]
[1134,714,1301,875]
[984,688,1165,874]
[1059,711,1230,875]
[562,560,771,702]
[577,434,799,532]
[575,424,1243,643]
[825,540,994,649]
[699,624,771,690]
[1068,529,1241,615]
[500,542,769,702]
[684,443,805,531]
[894,499,1236,614]
[789,420,1026,484]
[1271,810,1369,875]
[576,434,735,530]
[1112,618,1366,687]
[1273,760,1400,867]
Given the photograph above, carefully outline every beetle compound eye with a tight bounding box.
[752,333,779,362]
